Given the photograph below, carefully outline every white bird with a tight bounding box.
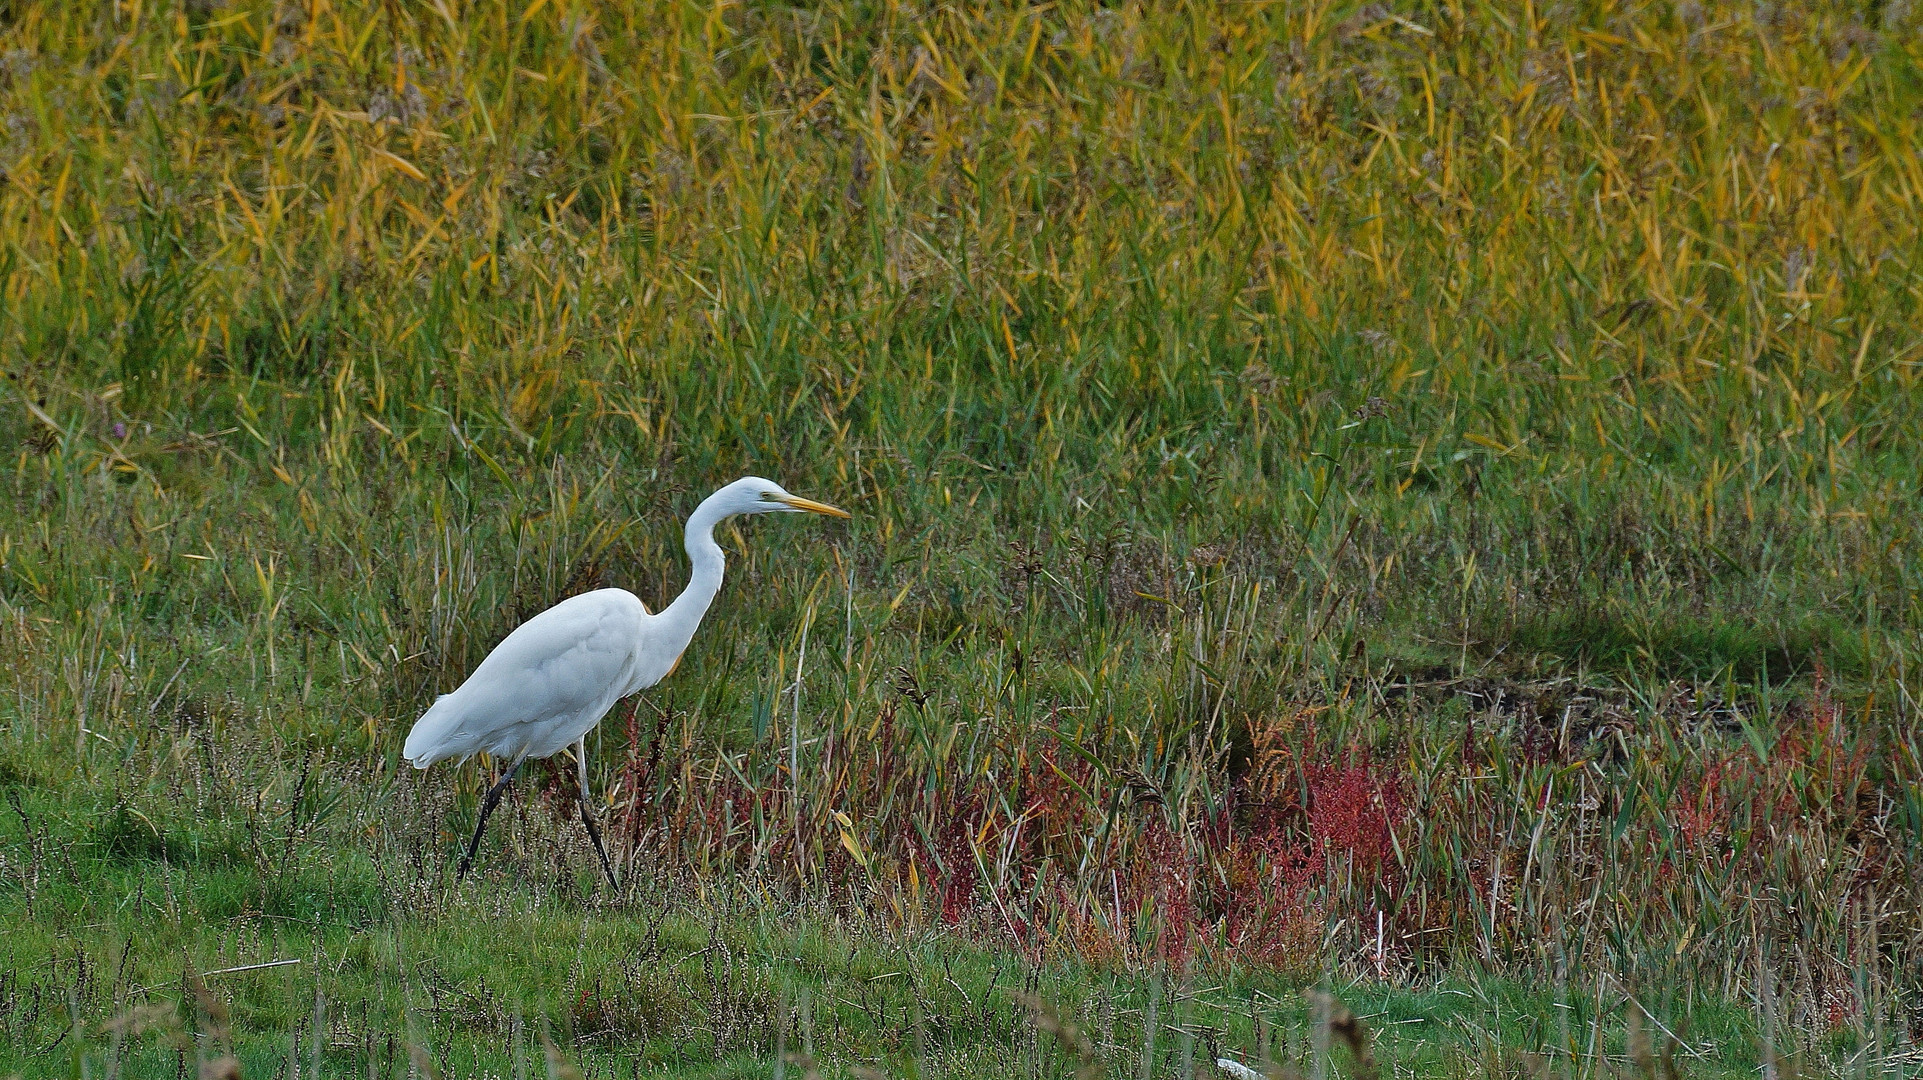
[402,476,850,885]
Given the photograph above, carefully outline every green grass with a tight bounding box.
[2,0,1922,1075]
[0,784,1782,1079]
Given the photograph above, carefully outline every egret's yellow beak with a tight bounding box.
[778,494,851,518]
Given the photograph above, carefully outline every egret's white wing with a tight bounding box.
[403,589,649,767]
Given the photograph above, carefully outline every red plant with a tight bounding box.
[1305,759,1407,894]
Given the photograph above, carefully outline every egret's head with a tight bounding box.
[719,476,851,519]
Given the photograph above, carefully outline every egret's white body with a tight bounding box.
[403,587,668,767]
[402,476,849,883]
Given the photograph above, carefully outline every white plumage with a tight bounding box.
[402,476,849,885]
[403,588,658,767]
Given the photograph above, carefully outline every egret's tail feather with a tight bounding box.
[402,694,463,769]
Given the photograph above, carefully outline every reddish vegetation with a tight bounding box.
[595,698,1407,976]
[595,679,1915,1006]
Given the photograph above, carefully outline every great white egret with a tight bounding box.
[402,476,850,885]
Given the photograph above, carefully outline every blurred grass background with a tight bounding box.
[1,0,1920,1075]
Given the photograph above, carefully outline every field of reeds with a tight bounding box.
[2,0,1920,1075]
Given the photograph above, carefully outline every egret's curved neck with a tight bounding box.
[656,491,732,650]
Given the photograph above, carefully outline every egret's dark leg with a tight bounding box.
[574,737,618,889]
[457,756,524,879]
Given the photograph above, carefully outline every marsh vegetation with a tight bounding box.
[0,0,1919,1075]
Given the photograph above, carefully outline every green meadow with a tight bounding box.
[1,0,1919,1075]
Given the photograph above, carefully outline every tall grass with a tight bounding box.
[1,0,1920,1073]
